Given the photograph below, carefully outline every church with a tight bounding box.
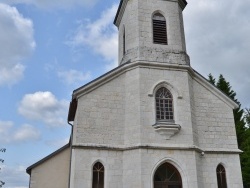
[26,0,244,187]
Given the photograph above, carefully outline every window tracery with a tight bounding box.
[155,87,174,121]
[92,162,104,188]
[216,164,227,188]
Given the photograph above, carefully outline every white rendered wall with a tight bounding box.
[74,74,126,146]
[193,79,239,150]
[69,65,243,188]
[29,147,70,188]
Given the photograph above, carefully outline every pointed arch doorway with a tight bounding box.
[154,162,182,188]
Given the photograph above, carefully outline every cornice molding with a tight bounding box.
[114,0,187,27]
[72,61,191,99]
[72,61,238,110]
[72,143,242,154]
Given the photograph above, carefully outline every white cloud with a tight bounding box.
[0,64,25,86]
[67,4,119,70]
[1,165,29,188]
[184,0,250,108]
[18,91,68,127]
[13,124,40,142]
[45,138,69,148]
[0,121,13,138]
[0,121,40,143]
[1,0,98,10]
[0,3,35,87]
[57,69,91,85]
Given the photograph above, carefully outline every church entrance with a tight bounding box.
[154,162,182,188]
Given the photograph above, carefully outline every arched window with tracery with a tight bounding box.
[155,87,174,121]
[154,162,182,188]
[152,13,168,45]
[92,162,104,188]
[216,164,227,188]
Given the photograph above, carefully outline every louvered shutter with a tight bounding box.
[153,13,168,45]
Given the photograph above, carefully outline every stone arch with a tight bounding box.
[149,81,182,122]
[151,10,167,20]
[148,81,182,99]
[151,158,188,188]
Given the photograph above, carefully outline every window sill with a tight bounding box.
[153,122,181,140]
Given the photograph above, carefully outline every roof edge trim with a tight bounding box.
[72,61,190,99]
[178,0,188,10]
[192,69,239,109]
[114,0,128,27]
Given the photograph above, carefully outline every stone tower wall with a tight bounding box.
[117,0,189,65]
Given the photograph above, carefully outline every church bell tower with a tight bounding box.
[114,0,189,65]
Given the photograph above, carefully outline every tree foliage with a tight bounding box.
[0,148,6,188]
[208,74,250,187]
[245,108,250,127]
[243,109,250,187]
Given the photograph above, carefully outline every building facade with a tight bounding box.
[27,0,243,187]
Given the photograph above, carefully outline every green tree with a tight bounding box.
[241,129,250,188]
[208,74,246,147]
[208,74,250,187]
[242,109,250,187]
[0,148,6,188]
[245,108,250,127]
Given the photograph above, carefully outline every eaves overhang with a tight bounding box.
[178,0,188,10]
[67,98,77,122]
[114,0,128,27]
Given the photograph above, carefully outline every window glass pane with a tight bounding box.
[92,162,104,188]
[154,162,182,188]
[216,164,227,188]
[156,88,174,121]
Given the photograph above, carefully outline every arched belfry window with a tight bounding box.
[216,164,227,188]
[155,87,174,121]
[92,162,104,188]
[153,13,168,45]
[154,162,182,188]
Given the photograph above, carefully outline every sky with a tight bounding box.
[0,0,249,187]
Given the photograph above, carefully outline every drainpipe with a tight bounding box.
[67,121,73,188]
[67,98,77,188]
